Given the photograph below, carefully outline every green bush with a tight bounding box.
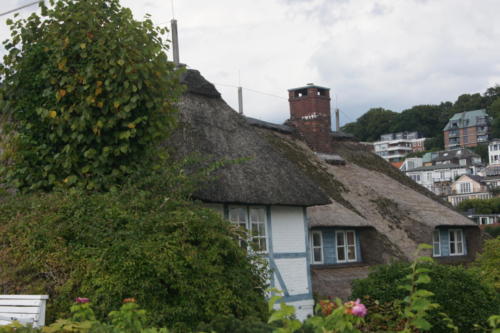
[196,315,273,333]
[351,262,500,333]
[473,237,500,292]
[484,225,500,238]
[0,165,268,329]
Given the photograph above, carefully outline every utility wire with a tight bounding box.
[213,82,287,100]
[0,0,41,17]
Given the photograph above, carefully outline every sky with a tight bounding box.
[1,0,500,126]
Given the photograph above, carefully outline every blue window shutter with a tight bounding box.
[323,230,336,264]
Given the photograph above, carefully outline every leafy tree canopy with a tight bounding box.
[340,108,398,142]
[342,85,500,145]
[0,0,183,192]
[457,197,500,214]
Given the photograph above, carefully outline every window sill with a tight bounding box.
[310,262,368,270]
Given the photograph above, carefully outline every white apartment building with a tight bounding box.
[405,164,470,196]
[488,139,500,165]
[374,132,426,163]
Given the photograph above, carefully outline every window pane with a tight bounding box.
[238,208,246,221]
[457,242,463,254]
[348,246,356,260]
[251,222,259,235]
[433,230,439,242]
[456,230,463,242]
[347,232,355,246]
[313,232,321,246]
[337,247,345,261]
[337,233,345,246]
[449,231,455,242]
[314,248,322,262]
[433,243,440,256]
[259,238,267,252]
[450,242,456,254]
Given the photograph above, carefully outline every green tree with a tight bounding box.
[390,105,444,138]
[488,97,500,139]
[341,108,398,141]
[0,0,183,192]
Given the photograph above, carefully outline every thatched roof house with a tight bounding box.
[172,69,331,320]
[173,69,481,305]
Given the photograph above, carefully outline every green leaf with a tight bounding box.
[412,318,432,330]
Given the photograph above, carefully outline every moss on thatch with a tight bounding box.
[262,130,362,216]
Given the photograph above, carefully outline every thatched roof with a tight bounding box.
[170,69,330,207]
[255,129,478,260]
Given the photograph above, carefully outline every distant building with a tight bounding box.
[466,213,500,226]
[443,109,490,149]
[374,131,426,163]
[448,174,492,206]
[406,164,470,196]
[402,148,482,197]
[488,139,500,165]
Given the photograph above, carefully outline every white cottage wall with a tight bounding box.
[204,203,314,320]
[271,206,306,253]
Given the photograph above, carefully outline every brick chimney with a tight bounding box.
[288,83,332,153]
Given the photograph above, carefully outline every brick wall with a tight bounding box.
[288,87,333,153]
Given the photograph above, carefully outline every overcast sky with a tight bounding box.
[2,0,500,126]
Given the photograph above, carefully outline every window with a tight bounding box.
[229,206,267,252]
[479,217,491,225]
[449,229,464,256]
[310,231,323,264]
[249,208,267,252]
[459,182,472,194]
[432,230,441,256]
[336,230,357,263]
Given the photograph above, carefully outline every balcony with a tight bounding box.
[448,131,459,138]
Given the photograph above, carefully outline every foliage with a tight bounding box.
[340,108,398,142]
[342,85,500,145]
[351,261,500,332]
[473,237,500,292]
[0,0,183,192]
[472,143,490,163]
[196,315,274,333]
[457,197,500,214]
[485,225,500,238]
[0,163,268,329]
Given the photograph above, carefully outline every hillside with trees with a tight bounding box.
[342,86,500,150]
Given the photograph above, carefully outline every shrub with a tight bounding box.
[351,262,500,333]
[0,165,268,329]
[473,237,500,292]
[484,225,500,238]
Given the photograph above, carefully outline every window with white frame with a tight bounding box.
[479,217,492,225]
[459,182,472,194]
[336,230,357,263]
[449,229,464,256]
[228,206,267,252]
[432,230,441,257]
[310,231,323,264]
[249,208,267,252]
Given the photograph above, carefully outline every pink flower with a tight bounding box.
[351,299,367,317]
[75,297,90,304]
